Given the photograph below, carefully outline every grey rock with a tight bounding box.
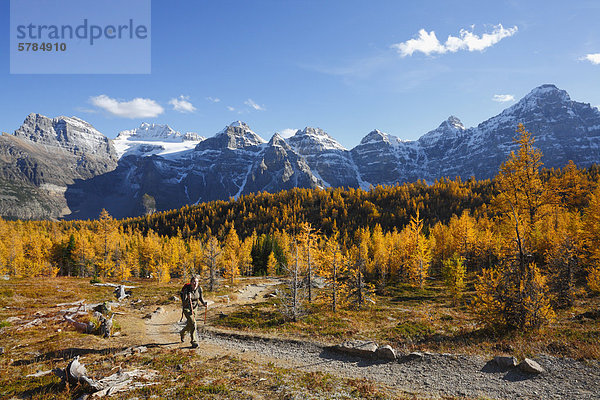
[494,355,518,369]
[519,358,545,374]
[332,340,378,358]
[403,352,424,361]
[376,345,396,361]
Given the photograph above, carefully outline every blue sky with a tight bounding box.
[1,0,600,148]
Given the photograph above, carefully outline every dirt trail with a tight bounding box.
[142,281,600,400]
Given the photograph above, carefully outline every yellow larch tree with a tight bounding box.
[317,230,347,312]
[404,211,432,288]
[222,227,241,284]
[583,184,600,292]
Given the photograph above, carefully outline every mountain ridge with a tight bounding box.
[1,84,599,220]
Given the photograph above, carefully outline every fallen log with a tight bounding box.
[54,357,158,397]
[91,283,136,289]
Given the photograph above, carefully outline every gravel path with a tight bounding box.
[146,282,600,400]
[195,329,600,400]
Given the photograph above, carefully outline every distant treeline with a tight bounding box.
[123,163,600,242]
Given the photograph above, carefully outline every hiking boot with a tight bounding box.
[180,330,185,343]
[191,342,199,349]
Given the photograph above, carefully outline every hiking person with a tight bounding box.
[179,275,207,348]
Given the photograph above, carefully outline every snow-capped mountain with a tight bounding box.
[2,84,600,220]
[13,113,117,157]
[113,123,205,158]
[287,127,361,188]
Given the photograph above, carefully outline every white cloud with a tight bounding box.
[580,53,600,65]
[90,95,164,118]
[244,98,265,111]
[492,94,515,102]
[206,97,221,103]
[279,128,298,138]
[169,95,196,113]
[392,24,518,57]
[227,106,235,112]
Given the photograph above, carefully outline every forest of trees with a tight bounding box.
[1,124,600,331]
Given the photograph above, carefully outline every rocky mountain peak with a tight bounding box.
[183,132,205,142]
[268,132,290,149]
[195,121,265,152]
[360,129,391,145]
[503,84,572,117]
[442,116,465,131]
[526,84,569,100]
[287,126,346,153]
[219,121,265,148]
[419,116,466,145]
[13,113,116,158]
[116,123,181,142]
[228,120,251,130]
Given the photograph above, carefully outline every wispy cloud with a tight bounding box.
[227,106,235,112]
[169,95,196,113]
[206,97,221,103]
[580,53,600,65]
[278,128,298,138]
[392,24,518,57]
[90,95,164,118]
[492,94,515,102]
[244,98,265,111]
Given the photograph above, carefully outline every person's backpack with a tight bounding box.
[180,283,192,305]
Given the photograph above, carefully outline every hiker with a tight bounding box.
[179,275,207,348]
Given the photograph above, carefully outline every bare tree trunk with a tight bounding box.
[332,252,337,313]
[307,239,312,303]
[293,243,299,321]
[357,260,364,308]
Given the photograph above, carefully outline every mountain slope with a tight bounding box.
[0,114,118,219]
[2,84,600,220]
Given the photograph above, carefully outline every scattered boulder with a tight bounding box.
[376,345,396,361]
[116,346,147,357]
[331,340,378,358]
[519,358,545,374]
[154,307,166,314]
[494,356,518,369]
[403,352,424,361]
